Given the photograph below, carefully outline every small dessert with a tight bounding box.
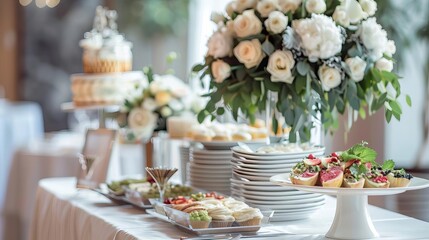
[231,132,252,141]
[189,210,212,229]
[248,128,269,140]
[232,207,263,226]
[320,166,344,187]
[342,162,366,188]
[207,207,235,228]
[212,132,232,141]
[386,169,413,187]
[250,119,265,129]
[290,156,321,186]
[364,167,390,188]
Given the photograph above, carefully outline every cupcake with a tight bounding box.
[189,210,211,229]
[222,198,249,211]
[232,207,263,226]
[208,207,235,228]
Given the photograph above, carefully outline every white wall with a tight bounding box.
[384,1,429,168]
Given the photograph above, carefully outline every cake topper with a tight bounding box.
[91,6,118,37]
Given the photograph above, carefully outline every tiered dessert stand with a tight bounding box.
[61,102,119,128]
[270,173,429,239]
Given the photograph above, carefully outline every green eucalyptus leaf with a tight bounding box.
[406,95,412,107]
[192,64,205,72]
[262,39,275,55]
[296,61,310,76]
[227,81,247,91]
[389,100,402,115]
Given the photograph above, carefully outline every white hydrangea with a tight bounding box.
[292,14,343,62]
[359,0,377,17]
[359,17,387,60]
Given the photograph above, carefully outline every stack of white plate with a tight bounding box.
[187,148,232,195]
[230,145,326,221]
[179,145,190,184]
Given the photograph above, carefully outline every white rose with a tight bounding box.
[235,0,258,13]
[375,58,393,72]
[318,65,342,91]
[341,0,366,23]
[305,0,326,14]
[264,11,288,34]
[385,40,396,57]
[211,12,225,24]
[234,10,263,38]
[211,60,231,83]
[257,0,279,18]
[359,17,387,60]
[160,106,173,117]
[345,56,367,82]
[234,39,265,69]
[333,6,350,27]
[359,0,377,17]
[226,1,237,17]
[141,98,157,111]
[128,108,157,130]
[292,14,342,61]
[207,31,233,58]
[277,0,302,13]
[267,50,295,84]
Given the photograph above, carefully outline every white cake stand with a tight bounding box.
[61,102,120,128]
[270,173,429,239]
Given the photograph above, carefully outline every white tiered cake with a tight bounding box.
[70,6,143,106]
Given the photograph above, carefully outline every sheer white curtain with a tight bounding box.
[187,0,230,73]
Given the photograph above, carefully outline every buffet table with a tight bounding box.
[31,177,429,240]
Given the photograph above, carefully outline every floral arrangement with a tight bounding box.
[117,55,205,142]
[193,0,411,142]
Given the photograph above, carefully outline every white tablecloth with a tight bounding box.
[2,132,83,240]
[0,100,44,208]
[30,177,429,240]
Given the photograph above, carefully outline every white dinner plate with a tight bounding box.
[189,177,231,184]
[232,164,291,173]
[231,155,302,164]
[189,172,231,180]
[189,170,231,176]
[232,152,324,161]
[231,145,325,157]
[230,178,278,186]
[233,169,275,177]
[191,153,232,159]
[189,163,232,170]
[191,148,232,155]
[189,159,231,165]
[231,187,313,196]
[247,201,325,210]
[231,159,297,169]
[232,195,325,205]
[191,139,267,151]
[238,192,322,201]
[232,172,270,181]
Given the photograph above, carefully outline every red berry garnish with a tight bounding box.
[331,152,338,158]
[308,154,315,159]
